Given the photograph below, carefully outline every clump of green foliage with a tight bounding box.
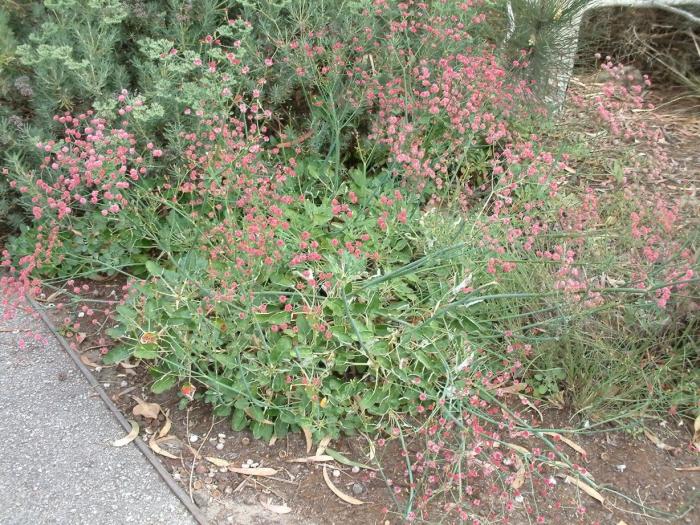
[1,1,696,447]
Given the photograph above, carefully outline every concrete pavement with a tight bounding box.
[0,300,197,525]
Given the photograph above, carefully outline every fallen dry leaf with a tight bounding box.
[158,413,171,438]
[243,408,273,425]
[287,455,334,463]
[511,466,526,489]
[316,436,332,456]
[149,437,179,459]
[260,498,292,515]
[674,466,700,472]
[75,332,87,344]
[503,442,529,489]
[205,456,230,468]
[269,436,277,447]
[367,439,376,461]
[228,467,277,477]
[563,475,605,505]
[323,466,364,505]
[644,429,679,452]
[115,386,137,398]
[545,432,587,458]
[518,395,543,422]
[132,396,161,419]
[549,461,595,479]
[120,361,139,369]
[494,383,526,394]
[112,420,139,447]
[511,454,526,490]
[80,354,100,368]
[503,442,531,456]
[302,426,313,454]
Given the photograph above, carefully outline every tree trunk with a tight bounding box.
[507,0,700,109]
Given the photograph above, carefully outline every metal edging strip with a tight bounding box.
[27,295,210,525]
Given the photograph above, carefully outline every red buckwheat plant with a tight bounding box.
[1,2,696,523]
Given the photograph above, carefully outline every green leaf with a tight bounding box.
[246,405,266,423]
[359,388,385,411]
[325,448,374,470]
[274,418,289,438]
[270,336,293,364]
[349,168,366,189]
[231,408,247,431]
[213,352,238,369]
[312,207,332,226]
[102,345,133,364]
[330,325,353,344]
[133,343,158,359]
[105,325,126,339]
[255,311,289,324]
[234,398,250,409]
[251,421,273,441]
[296,315,311,339]
[414,350,438,372]
[214,405,232,417]
[151,375,176,394]
[145,260,165,277]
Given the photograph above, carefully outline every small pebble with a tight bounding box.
[218,433,226,439]
[120,380,128,387]
[241,437,250,446]
[352,483,364,495]
[246,459,254,465]
[351,466,360,474]
[189,434,199,443]
[192,490,210,508]
[103,383,110,389]
[241,463,249,469]
[332,469,340,478]
[216,442,224,450]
